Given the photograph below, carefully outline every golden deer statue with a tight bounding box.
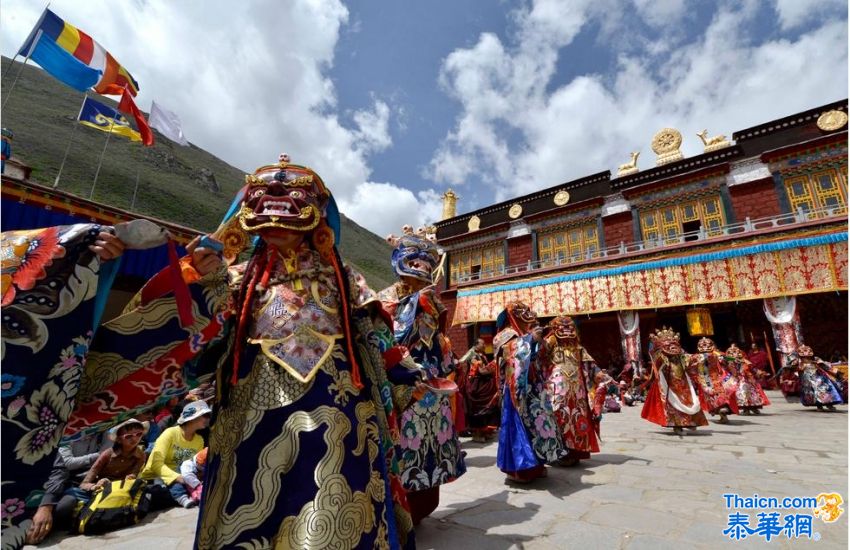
[617,151,640,176]
[696,129,731,152]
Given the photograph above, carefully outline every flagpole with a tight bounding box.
[1,55,20,82]
[89,114,116,200]
[130,167,141,210]
[2,29,42,111]
[54,91,88,189]
[3,2,48,81]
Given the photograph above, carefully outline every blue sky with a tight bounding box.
[1,0,847,237]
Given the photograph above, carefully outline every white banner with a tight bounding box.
[148,101,188,146]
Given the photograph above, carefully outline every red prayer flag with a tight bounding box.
[118,87,154,146]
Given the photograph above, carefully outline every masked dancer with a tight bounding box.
[460,339,499,443]
[641,328,708,434]
[725,344,770,415]
[544,316,600,466]
[379,227,466,524]
[790,345,843,411]
[689,338,738,423]
[494,302,565,483]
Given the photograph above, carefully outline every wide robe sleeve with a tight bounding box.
[65,262,234,443]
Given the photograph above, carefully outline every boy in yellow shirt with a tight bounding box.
[141,401,209,508]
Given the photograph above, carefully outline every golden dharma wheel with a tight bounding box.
[817,110,848,132]
[553,190,570,206]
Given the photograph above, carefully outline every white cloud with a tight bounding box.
[0,0,402,236]
[430,0,848,208]
[773,0,846,31]
[353,99,391,154]
[337,182,443,238]
[632,0,687,28]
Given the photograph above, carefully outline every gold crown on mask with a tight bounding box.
[698,337,715,348]
[650,327,680,346]
[243,154,330,198]
[386,225,437,247]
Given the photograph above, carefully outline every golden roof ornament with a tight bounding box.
[651,128,684,166]
[553,190,570,206]
[696,129,731,153]
[617,151,640,176]
[467,215,481,233]
[817,110,848,132]
[442,189,459,220]
[508,203,523,219]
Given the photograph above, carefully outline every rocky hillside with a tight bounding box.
[1,56,394,289]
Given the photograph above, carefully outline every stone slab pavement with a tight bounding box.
[30,391,847,549]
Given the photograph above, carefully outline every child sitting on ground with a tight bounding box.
[179,447,208,504]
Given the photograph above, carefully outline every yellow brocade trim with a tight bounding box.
[249,324,341,384]
[282,249,304,291]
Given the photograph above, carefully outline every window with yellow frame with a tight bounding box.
[537,223,600,266]
[449,245,505,284]
[784,168,847,218]
[639,195,725,244]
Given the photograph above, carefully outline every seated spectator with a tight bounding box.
[140,401,210,509]
[154,396,181,427]
[179,447,208,504]
[79,419,147,493]
[100,407,160,454]
[136,408,162,454]
[25,435,102,544]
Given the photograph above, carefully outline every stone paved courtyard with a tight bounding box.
[32,391,847,549]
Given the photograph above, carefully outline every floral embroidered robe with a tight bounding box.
[1,225,116,549]
[641,353,708,428]
[495,329,565,474]
[544,340,599,458]
[688,352,738,415]
[797,358,843,407]
[727,358,770,411]
[378,284,466,493]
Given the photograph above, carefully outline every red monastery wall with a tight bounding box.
[507,234,533,266]
[603,212,635,246]
[728,179,783,220]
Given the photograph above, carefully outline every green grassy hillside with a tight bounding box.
[1,56,394,289]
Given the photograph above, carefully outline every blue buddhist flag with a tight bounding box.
[78,97,141,142]
[23,27,101,92]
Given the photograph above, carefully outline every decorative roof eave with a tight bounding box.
[523,196,605,224]
[612,146,741,191]
[733,99,848,142]
[760,131,848,163]
[440,222,510,248]
[1,175,202,244]
[620,163,730,200]
[434,170,611,228]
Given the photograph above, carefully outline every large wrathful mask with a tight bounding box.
[549,316,578,341]
[650,327,683,356]
[390,234,440,283]
[506,300,538,330]
[697,337,716,353]
[237,154,330,235]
